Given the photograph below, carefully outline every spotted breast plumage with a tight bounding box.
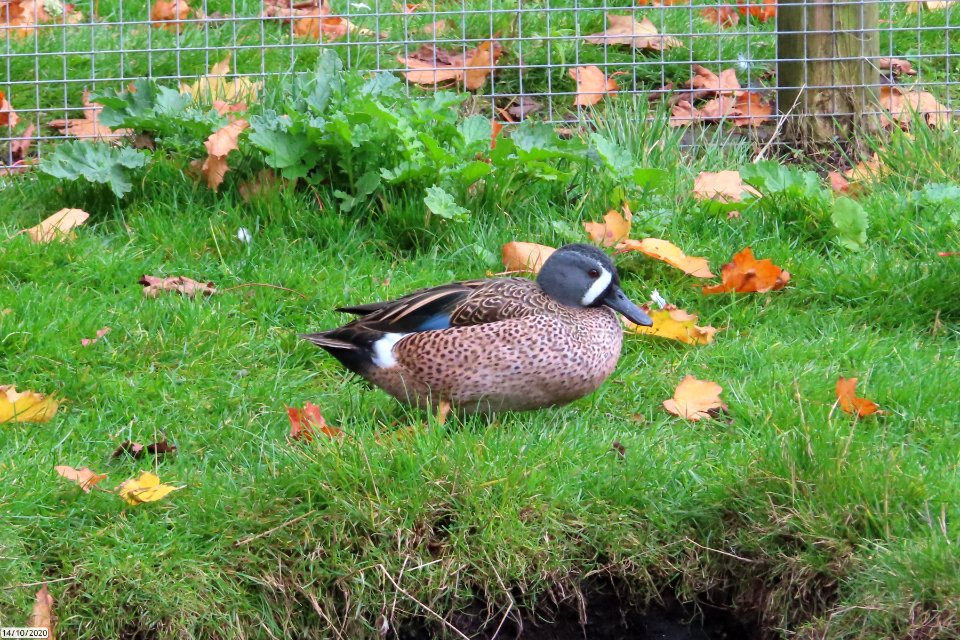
[302,243,652,413]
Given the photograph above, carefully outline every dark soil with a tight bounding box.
[399,582,760,640]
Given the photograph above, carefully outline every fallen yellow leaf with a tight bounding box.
[179,54,260,104]
[626,306,716,345]
[616,238,715,278]
[117,471,181,506]
[0,386,60,423]
[584,205,631,247]
[22,208,90,243]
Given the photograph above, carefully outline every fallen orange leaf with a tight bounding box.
[584,205,631,247]
[398,42,502,89]
[700,5,740,27]
[702,247,790,294]
[569,65,618,107]
[737,0,776,21]
[0,90,19,128]
[197,118,248,191]
[878,85,951,129]
[138,275,217,298]
[21,208,90,243]
[463,41,502,91]
[287,402,343,441]
[692,170,759,203]
[687,65,741,94]
[617,238,715,278]
[626,305,716,345]
[584,14,682,51]
[836,377,882,417]
[501,241,556,274]
[150,0,191,31]
[54,465,107,492]
[47,91,129,141]
[663,375,727,420]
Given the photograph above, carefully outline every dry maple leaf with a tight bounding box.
[584,14,682,51]
[151,0,191,31]
[729,91,773,126]
[2,0,81,37]
[687,65,741,94]
[138,275,217,298]
[616,238,715,278]
[584,205,631,247]
[569,65,619,107]
[81,326,111,347]
[54,465,107,492]
[828,153,886,195]
[20,208,90,243]
[501,242,556,274]
[626,305,716,345]
[663,375,727,420]
[0,90,19,128]
[700,5,739,27]
[836,377,882,417]
[702,247,790,294]
[287,402,343,441]
[737,0,776,21]
[0,386,59,423]
[878,85,950,129]
[878,57,917,76]
[198,118,248,190]
[117,471,181,506]
[398,42,502,89]
[180,54,260,104]
[693,170,759,203]
[28,585,55,640]
[47,91,129,141]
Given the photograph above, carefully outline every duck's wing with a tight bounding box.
[337,278,543,333]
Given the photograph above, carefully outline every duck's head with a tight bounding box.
[536,243,653,326]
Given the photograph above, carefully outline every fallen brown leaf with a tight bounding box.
[836,377,882,417]
[702,247,790,294]
[28,585,55,640]
[584,204,631,247]
[878,85,951,129]
[463,41,502,91]
[138,275,217,298]
[0,90,19,128]
[626,305,717,345]
[198,118,248,191]
[112,438,177,458]
[569,65,619,107]
[398,42,502,89]
[584,14,682,51]
[81,326,111,347]
[501,241,556,274]
[21,208,90,243]
[54,465,107,492]
[47,91,129,141]
[663,375,727,420]
[686,65,741,94]
[616,238,715,278]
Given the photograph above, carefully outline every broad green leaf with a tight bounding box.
[424,185,469,221]
[456,160,493,185]
[590,132,635,178]
[633,167,670,191]
[741,161,822,199]
[41,141,149,198]
[831,196,869,251]
[361,72,401,96]
[458,115,492,153]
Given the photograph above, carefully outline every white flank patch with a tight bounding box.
[581,268,612,305]
[372,332,407,368]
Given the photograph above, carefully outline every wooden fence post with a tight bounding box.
[778,0,882,153]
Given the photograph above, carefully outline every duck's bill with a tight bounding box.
[602,286,653,327]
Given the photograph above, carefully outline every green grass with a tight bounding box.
[1,96,960,638]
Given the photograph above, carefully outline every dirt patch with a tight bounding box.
[399,580,758,640]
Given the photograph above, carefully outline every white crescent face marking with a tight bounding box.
[581,268,612,306]
[372,332,407,368]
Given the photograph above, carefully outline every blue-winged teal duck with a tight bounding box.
[302,243,652,413]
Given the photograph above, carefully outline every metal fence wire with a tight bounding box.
[1,0,957,165]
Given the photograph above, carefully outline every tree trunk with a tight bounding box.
[778,0,882,154]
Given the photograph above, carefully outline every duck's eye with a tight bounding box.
[588,268,601,278]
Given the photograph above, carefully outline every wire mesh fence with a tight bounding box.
[1,0,957,166]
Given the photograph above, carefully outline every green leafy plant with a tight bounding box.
[41,141,150,197]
